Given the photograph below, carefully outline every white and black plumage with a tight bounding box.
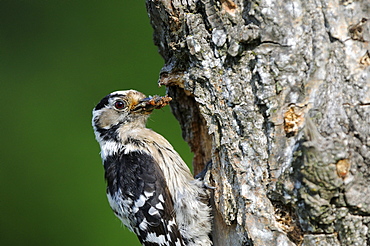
[92,90,212,246]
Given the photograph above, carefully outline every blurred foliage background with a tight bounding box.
[0,1,192,245]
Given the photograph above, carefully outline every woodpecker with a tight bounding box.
[92,90,212,246]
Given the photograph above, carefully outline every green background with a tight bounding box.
[0,1,192,245]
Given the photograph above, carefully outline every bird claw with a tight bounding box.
[195,161,216,190]
[203,182,216,190]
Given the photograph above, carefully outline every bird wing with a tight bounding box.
[104,150,184,246]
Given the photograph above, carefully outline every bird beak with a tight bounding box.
[132,95,172,113]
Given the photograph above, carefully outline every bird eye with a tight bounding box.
[114,100,126,110]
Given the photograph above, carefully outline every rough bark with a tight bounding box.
[146,0,370,245]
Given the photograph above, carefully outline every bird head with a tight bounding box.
[92,90,171,138]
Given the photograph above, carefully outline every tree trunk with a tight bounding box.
[146,0,370,245]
